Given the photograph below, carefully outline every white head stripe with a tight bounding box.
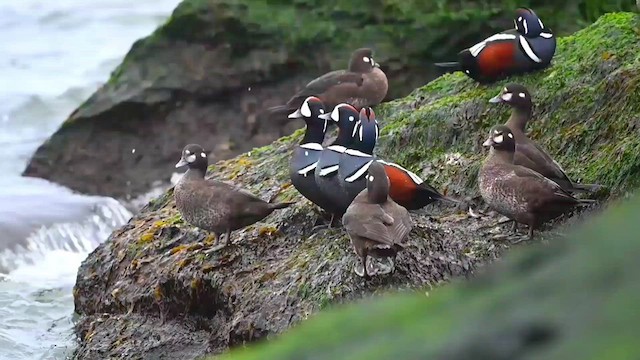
[300,99,312,117]
[352,121,361,137]
[523,19,528,34]
[358,125,364,142]
[538,19,544,28]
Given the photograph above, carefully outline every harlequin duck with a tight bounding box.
[478,125,595,239]
[435,8,556,83]
[287,96,337,213]
[343,160,413,278]
[338,107,379,203]
[489,84,602,193]
[174,144,294,251]
[313,103,361,224]
[268,48,388,118]
[337,109,459,210]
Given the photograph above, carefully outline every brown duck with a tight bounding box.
[489,83,601,193]
[268,48,388,118]
[479,125,595,239]
[342,160,412,278]
[174,144,294,251]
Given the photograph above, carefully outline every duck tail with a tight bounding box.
[434,61,462,73]
[266,104,296,120]
[269,201,296,210]
[570,182,604,193]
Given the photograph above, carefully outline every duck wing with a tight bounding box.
[343,203,399,246]
[287,70,364,107]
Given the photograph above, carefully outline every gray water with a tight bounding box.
[0,1,180,358]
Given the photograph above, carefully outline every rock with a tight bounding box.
[71,12,640,359]
[218,190,640,360]
[23,0,637,200]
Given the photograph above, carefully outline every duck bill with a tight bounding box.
[287,108,303,119]
[175,158,189,168]
[482,138,494,147]
[488,94,503,103]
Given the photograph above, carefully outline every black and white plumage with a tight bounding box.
[489,84,602,193]
[174,144,294,251]
[434,8,556,83]
[338,107,379,202]
[478,126,594,240]
[313,104,361,222]
[343,160,413,278]
[288,96,337,213]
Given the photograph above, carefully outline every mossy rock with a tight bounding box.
[72,12,640,359]
[23,0,636,199]
[218,187,640,360]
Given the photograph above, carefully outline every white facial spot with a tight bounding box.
[131,148,136,154]
[304,151,309,157]
[186,154,197,163]
[348,116,354,122]
[494,134,504,144]
[518,92,526,98]
[465,70,470,74]
[502,93,513,102]
[363,57,370,63]
[201,152,206,157]
[300,100,312,117]
[330,107,340,122]
[507,132,514,139]
[503,87,508,92]
[368,175,374,182]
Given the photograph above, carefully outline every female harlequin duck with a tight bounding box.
[435,8,556,83]
[287,96,338,213]
[174,144,294,251]
[343,160,412,278]
[478,125,595,240]
[268,48,388,118]
[489,83,602,193]
[336,108,459,210]
[314,103,361,225]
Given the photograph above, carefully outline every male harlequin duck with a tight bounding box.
[314,103,362,225]
[435,8,556,83]
[174,144,294,251]
[336,108,459,210]
[343,160,413,278]
[489,84,602,193]
[268,48,388,118]
[478,125,595,240]
[287,96,337,214]
[338,107,379,203]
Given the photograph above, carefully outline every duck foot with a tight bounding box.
[354,257,394,277]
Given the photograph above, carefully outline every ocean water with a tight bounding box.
[0,1,180,358]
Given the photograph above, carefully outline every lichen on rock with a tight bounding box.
[72,12,640,360]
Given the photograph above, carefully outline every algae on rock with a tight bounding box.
[72,12,640,360]
[218,192,640,360]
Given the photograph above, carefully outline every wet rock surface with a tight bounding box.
[71,12,640,360]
